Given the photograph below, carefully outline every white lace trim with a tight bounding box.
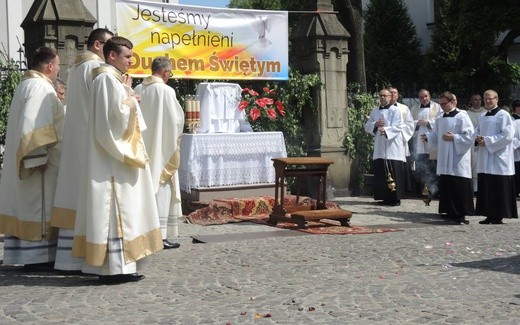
[179,132,287,192]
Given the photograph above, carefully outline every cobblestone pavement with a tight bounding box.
[1,196,519,324]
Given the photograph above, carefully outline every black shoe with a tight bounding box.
[479,218,492,224]
[98,273,145,284]
[163,239,181,249]
[22,262,55,272]
[380,200,400,206]
[55,270,84,276]
[455,218,469,225]
[491,219,504,224]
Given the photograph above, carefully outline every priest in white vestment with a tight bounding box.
[134,56,184,249]
[71,36,163,284]
[423,91,474,225]
[364,89,405,206]
[0,47,64,269]
[473,90,518,224]
[410,89,442,196]
[51,28,114,272]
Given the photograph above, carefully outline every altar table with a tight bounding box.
[178,132,287,192]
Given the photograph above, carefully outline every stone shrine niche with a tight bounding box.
[290,0,351,191]
[64,36,78,70]
[21,0,96,79]
[290,0,349,147]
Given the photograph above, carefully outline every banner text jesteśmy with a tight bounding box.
[131,53,282,76]
[133,4,237,51]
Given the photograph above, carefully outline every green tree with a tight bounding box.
[364,0,422,90]
[424,0,520,99]
[228,0,282,10]
[334,0,366,91]
[0,60,22,165]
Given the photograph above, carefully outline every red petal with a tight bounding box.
[250,108,261,121]
[238,100,248,110]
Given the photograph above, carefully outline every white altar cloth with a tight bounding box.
[179,132,287,192]
[196,82,245,133]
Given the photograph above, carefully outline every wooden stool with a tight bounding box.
[268,157,353,228]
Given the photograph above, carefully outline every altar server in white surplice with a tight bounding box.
[410,89,442,196]
[134,56,184,250]
[364,88,405,206]
[423,91,474,225]
[474,89,518,225]
[466,94,486,192]
[0,47,64,269]
[71,37,162,284]
[389,87,415,192]
[51,28,113,272]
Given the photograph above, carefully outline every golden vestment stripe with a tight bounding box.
[72,228,163,266]
[92,66,124,83]
[74,52,103,66]
[141,75,162,86]
[112,177,124,239]
[160,135,182,185]
[16,124,58,180]
[71,235,87,259]
[122,98,149,168]
[50,207,76,229]
[0,214,57,241]
[123,228,163,264]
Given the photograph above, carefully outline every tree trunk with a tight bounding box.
[336,0,366,91]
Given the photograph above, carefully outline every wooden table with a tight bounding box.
[268,157,352,228]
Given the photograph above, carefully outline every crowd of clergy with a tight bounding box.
[365,87,519,225]
[1,26,519,284]
[0,29,184,284]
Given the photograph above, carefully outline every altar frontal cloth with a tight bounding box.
[116,0,289,80]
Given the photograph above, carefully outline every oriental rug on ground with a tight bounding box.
[186,195,400,235]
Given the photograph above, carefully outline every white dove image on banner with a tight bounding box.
[115,0,289,80]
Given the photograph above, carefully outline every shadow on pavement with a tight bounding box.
[0,264,99,287]
[451,255,520,275]
[331,196,484,227]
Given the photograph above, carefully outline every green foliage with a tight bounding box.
[0,60,22,165]
[423,0,520,98]
[240,69,321,157]
[343,84,377,192]
[228,0,282,9]
[364,0,422,89]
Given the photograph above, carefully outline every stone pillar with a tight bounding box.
[21,0,96,81]
[290,0,351,193]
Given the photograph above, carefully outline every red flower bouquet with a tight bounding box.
[239,86,285,122]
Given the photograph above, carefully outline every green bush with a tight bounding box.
[0,60,22,166]
[343,84,377,193]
